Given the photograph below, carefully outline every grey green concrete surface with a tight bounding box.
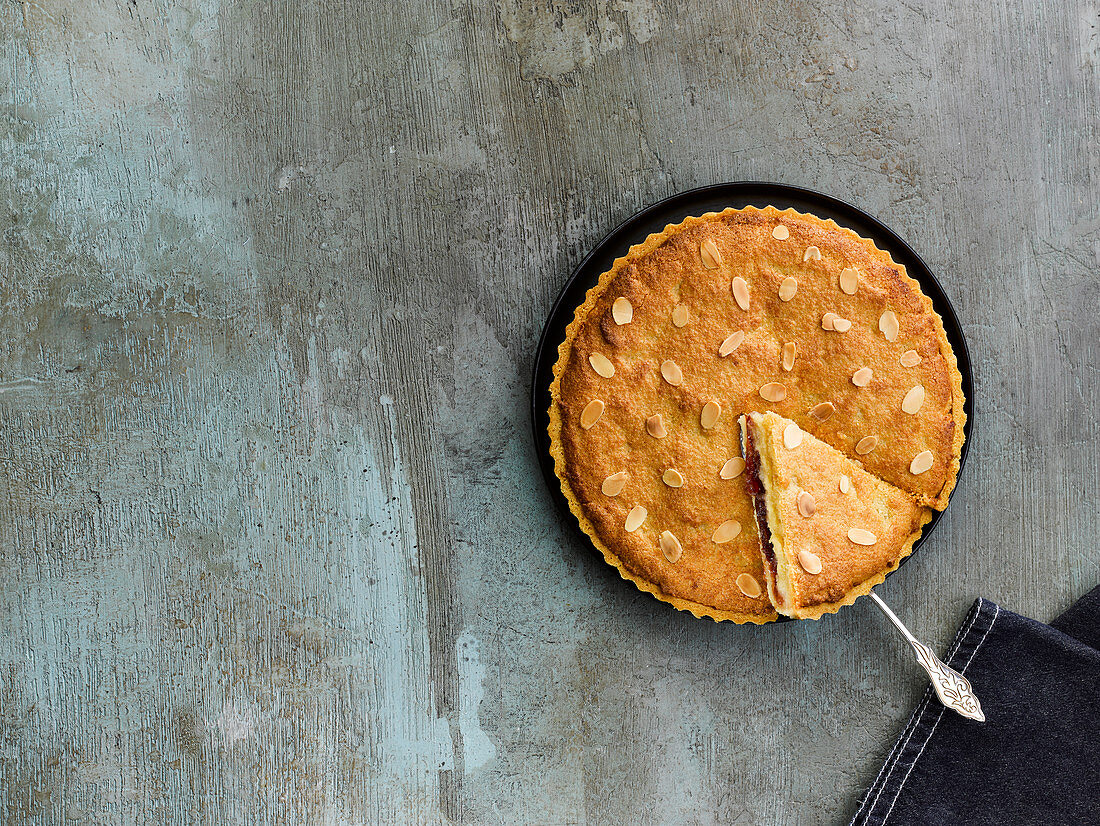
[2,1,1098,823]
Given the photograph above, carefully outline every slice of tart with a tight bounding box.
[739,411,933,620]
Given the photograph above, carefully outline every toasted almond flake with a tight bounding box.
[821,312,838,331]
[910,450,934,475]
[783,422,803,449]
[624,505,647,532]
[700,401,721,430]
[699,238,723,269]
[779,277,798,302]
[719,330,745,357]
[782,341,797,371]
[798,550,823,574]
[855,435,879,455]
[852,367,873,387]
[736,573,762,598]
[839,474,851,494]
[712,519,742,544]
[731,276,750,311]
[660,530,683,562]
[581,400,604,429]
[772,224,790,240]
[803,245,822,262]
[612,297,633,325]
[839,267,859,295]
[589,353,615,378]
[902,385,926,414]
[809,401,835,421]
[797,490,816,517]
[848,528,877,545]
[900,349,922,367]
[602,471,628,497]
[645,413,668,439]
[879,310,899,341]
[660,359,683,386]
[662,468,685,488]
[759,382,787,403]
[671,304,691,327]
[832,317,852,332]
[720,457,746,479]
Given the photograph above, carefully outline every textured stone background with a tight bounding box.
[1,1,1098,823]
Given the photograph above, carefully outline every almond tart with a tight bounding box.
[740,411,933,620]
[547,205,965,623]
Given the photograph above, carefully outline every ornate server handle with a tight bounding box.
[868,591,986,722]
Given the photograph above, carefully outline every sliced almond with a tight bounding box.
[736,573,762,598]
[900,349,922,368]
[779,277,798,302]
[839,267,859,295]
[671,304,691,327]
[699,238,722,269]
[720,457,746,479]
[612,297,633,325]
[797,490,816,517]
[660,359,683,387]
[797,550,822,575]
[660,530,683,563]
[602,471,628,497]
[645,413,667,439]
[879,310,899,342]
[712,519,742,544]
[809,401,835,421]
[848,528,877,546]
[831,317,852,333]
[700,401,721,430]
[910,450,934,475]
[759,382,787,402]
[624,505,647,532]
[783,422,803,449]
[719,330,745,357]
[855,435,878,455]
[782,341,797,371]
[803,245,822,262]
[821,312,838,331]
[772,224,790,240]
[589,353,615,378]
[662,468,685,488]
[902,385,926,414]
[851,367,873,387]
[580,400,604,429]
[731,276,750,311]
[839,474,851,494]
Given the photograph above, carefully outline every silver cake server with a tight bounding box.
[869,591,985,722]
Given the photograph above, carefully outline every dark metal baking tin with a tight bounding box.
[530,182,973,618]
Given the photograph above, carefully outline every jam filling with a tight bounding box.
[743,427,781,601]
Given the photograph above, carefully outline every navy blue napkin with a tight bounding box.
[849,586,1100,826]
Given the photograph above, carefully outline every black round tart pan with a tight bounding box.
[531,182,973,620]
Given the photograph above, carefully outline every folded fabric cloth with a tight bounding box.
[849,585,1100,826]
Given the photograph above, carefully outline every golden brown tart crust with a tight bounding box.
[548,206,965,623]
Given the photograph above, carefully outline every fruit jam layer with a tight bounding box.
[743,426,780,604]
